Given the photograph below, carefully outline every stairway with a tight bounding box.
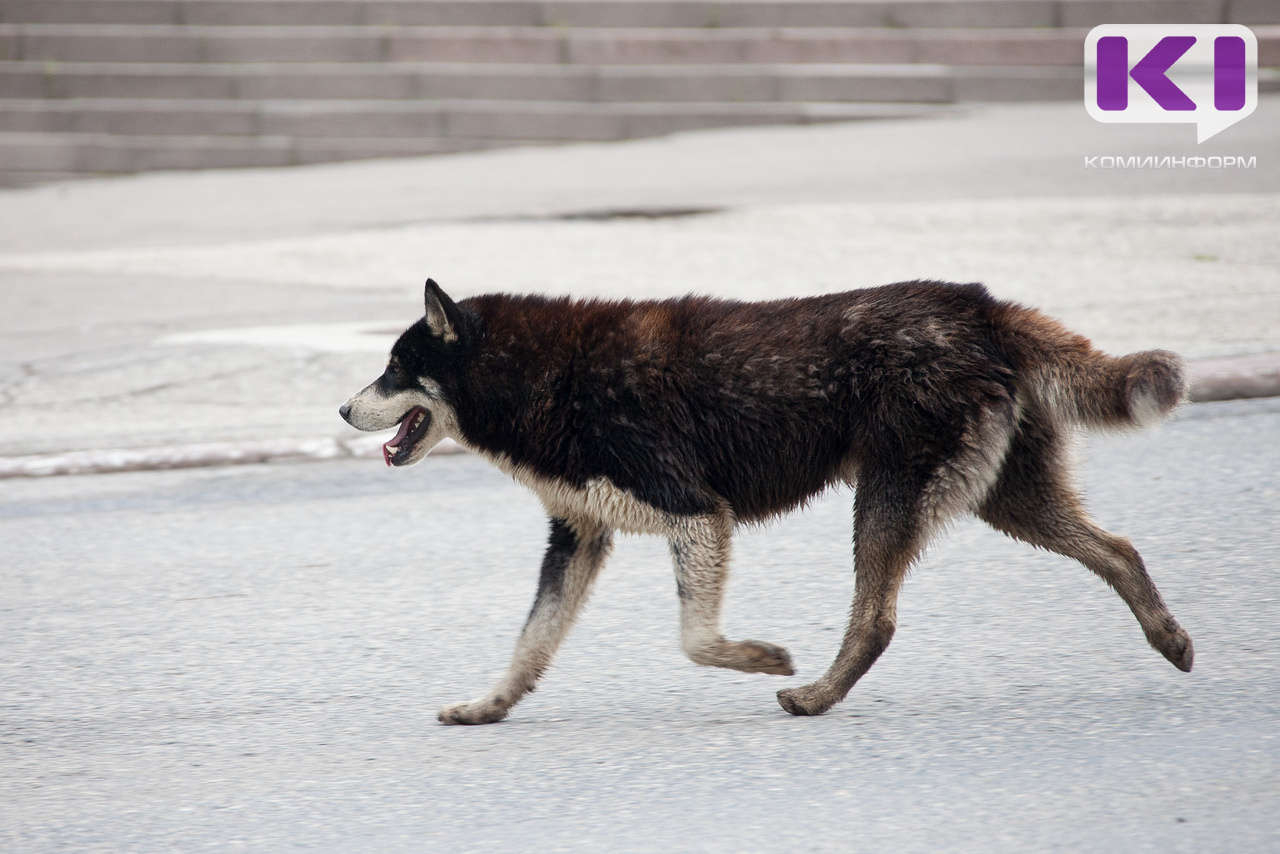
[0,0,1276,183]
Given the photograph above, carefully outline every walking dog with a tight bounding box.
[340,279,1193,725]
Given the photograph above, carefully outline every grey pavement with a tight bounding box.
[2,96,1280,851]
[0,97,1279,466]
[2,97,1280,254]
[2,396,1278,850]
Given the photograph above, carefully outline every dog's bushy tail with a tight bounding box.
[992,301,1187,431]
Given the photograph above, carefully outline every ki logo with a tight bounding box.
[1085,25,1258,143]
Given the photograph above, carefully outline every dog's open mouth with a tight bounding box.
[383,406,432,467]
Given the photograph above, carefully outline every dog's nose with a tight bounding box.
[338,402,352,422]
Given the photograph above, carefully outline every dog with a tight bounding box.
[340,279,1193,725]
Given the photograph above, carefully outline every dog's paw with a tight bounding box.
[438,699,509,726]
[1154,624,1194,673]
[732,640,796,676]
[776,683,837,717]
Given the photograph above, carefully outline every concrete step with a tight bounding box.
[3,1,1275,182]
[3,0,1277,28]
[0,60,1086,103]
[0,97,946,140]
[0,129,514,173]
[1,0,1249,30]
[0,23,1096,66]
[0,98,943,176]
[10,23,1278,68]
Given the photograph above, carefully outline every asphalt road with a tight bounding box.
[2,396,1278,852]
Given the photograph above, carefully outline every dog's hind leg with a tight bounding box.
[438,517,613,725]
[977,414,1193,672]
[669,512,795,676]
[776,466,923,717]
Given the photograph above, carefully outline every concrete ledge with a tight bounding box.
[0,130,506,172]
[1189,353,1280,403]
[0,24,1099,67]
[0,437,348,478]
[4,0,1276,30]
[0,61,1088,108]
[0,435,466,479]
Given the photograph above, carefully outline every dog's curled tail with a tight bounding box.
[992,301,1188,431]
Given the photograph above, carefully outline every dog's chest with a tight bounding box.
[464,444,672,535]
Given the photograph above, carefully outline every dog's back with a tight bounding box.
[456,282,1184,523]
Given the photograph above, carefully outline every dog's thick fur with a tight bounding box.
[341,279,1193,725]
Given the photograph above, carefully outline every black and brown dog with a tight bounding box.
[341,278,1192,725]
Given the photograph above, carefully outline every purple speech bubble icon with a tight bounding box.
[1086,25,1258,143]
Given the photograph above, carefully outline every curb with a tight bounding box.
[1,355,1276,481]
[1186,353,1280,403]
[0,435,465,480]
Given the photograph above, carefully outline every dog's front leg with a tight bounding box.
[438,517,612,725]
[669,513,795,676]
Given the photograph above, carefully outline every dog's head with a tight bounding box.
[339,279,467,467]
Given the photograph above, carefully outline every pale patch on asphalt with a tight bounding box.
[159,322,399,353]
[2,194,1278,358]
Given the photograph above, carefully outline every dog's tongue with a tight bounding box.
[382,409,421,467]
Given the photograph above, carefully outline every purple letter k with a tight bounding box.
[1130,36,1197,110]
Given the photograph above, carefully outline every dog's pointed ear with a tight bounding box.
[423,278,460,344]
